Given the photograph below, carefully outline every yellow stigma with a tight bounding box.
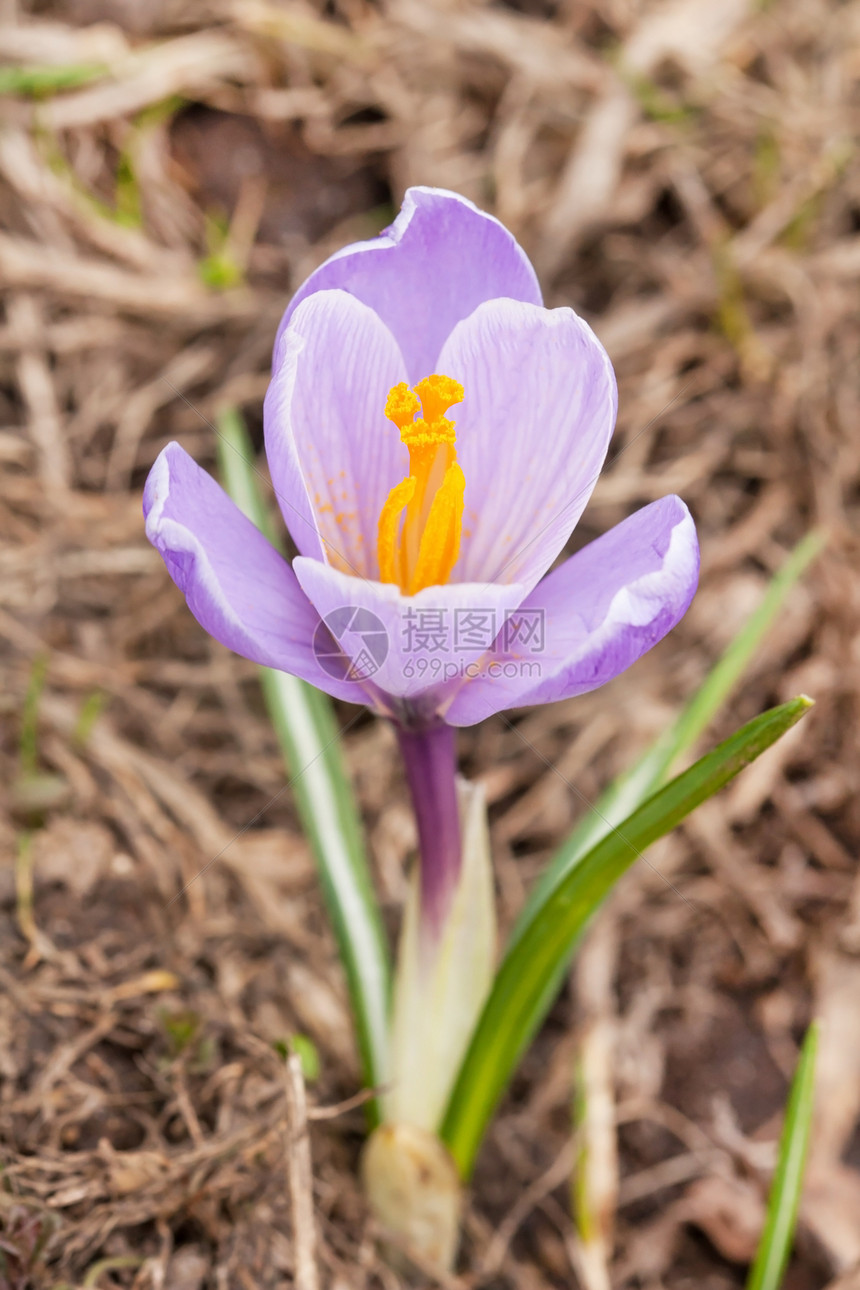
[377,374,465,595]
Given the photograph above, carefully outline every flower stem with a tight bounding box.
[397,723,461,941]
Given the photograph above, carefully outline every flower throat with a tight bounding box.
[377,374,465,595]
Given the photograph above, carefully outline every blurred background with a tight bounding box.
[1,0,858,1286]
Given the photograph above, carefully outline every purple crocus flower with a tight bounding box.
[144,187,699,930]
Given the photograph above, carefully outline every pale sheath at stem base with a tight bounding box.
[361,1124,461,1276]
[362,771,496,1272]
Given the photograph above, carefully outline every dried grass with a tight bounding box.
[1,0,859,1285]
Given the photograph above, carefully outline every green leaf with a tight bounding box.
[513,529,825,942]
[440,697,813,1178]
[215,408,391,1123]
[114,147,143,228]
[198,250,243,291]
[73,690,106,746]
[199,212,244,291]
[746,1021,819,1290]
[0,63,108,96]
[288,1033,322,1083]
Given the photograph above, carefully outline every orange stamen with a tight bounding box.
[376,374,465,594]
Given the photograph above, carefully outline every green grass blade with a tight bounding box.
[513,529,825,942]
[440,696,813,1177]
[215,408,391,1121]
[0,63,108,96]
[214,408,281,547]
[746,1021,819,1290]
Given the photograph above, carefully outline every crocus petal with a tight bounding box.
[444,496,699,726]
[293,555,526,713]
[274,187,543,383]
[143,442,361,704]
[265,290,408,579]
[438,298,617,594]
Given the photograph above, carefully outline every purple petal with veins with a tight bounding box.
[444,496,700,725]
[440,297,617,593]
[265,289,408,576]
[274,186,542,383]
[143,443,360,703]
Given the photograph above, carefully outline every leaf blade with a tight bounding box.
[746,1021,819,1290]
[513,529,825,938]
[215,408,391,1121]
[440,696,813,1177]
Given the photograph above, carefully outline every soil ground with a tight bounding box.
[1,0,859,1286]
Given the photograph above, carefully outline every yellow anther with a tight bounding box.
[384,383,421,429]
[414,374,464,424]
[410,461,465,595]
[401,416,457,449]
[377,475,415,586]
[376,373,466,594]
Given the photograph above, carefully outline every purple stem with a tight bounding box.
[397,722,461,942]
